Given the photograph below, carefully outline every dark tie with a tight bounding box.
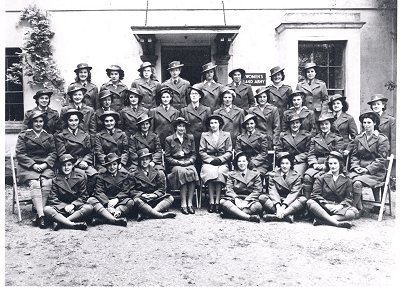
[109,131,113,136]
[242,173,245,178]
[283,174,287,180]
[133,108,136,112]
[235,83,239,87]
[77,106,80,111]
[308,80,312,86]
[334,114,338,121]
[83,83,86,87]
[165,106,168,112]
[248,132,252,138]
[194,106,198,111]
[174,80,177,85]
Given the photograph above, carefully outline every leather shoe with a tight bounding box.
[38,216,46,229]
[214,204,220,213]
[283,215,294,223]
[180,207,189,215]
[249,215,260,223]
[53,222,61,231]
[208,204,215,213]
[90,217,104,226]
[73,222,88,230]
[187,206,195,214]
[162,212,177,219]
[114,217,127,227]
[263,214,279,222]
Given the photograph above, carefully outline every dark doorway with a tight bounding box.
[161,46,211,85]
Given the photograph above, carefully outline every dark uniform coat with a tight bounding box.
[266,84,292,120]
[282,107,316,136]
[94,129,129,167]
[60,103,97,141]
[148,105,180,148]
[296,78,329,114]
[267,168,302,207]
[69,82,99,109]
[131,166,166,200]
[311,173,353,207]
[333,112,358,150]
[22,106,60,134]
[131,78,161,110]
[248,104,281,147]
[161,77,191,110]
[378,111,396,156]
[100,81,128,112]
[227,82,255,110]
[224,169,262,203]
[129,131,163,170]
[119,105,148,138]
[213,105,245,146]
[197,81,223,112]
[94,107,120,131]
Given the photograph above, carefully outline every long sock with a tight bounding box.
[67,204,93,222]
[30,187,44,217]
[44,206,75,227]
[353,181,363,210]
[93,203,118,223]
[307,199,339,227]
[283,197,306,216]
[135,198,163,219]
[261,198,276,214]
[180,185,188,208]
[154,195,174,212]
[220,199,250,221]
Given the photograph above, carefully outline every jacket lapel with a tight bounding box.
[203,131,219,149]
[314,134,330,151]
[323,174,336,193]
[99,130,117,145]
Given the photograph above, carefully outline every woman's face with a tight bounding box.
[290,120,301,132]
[101,96,112,109]
[190,90,201,103]
[236,155,248,172]
[142,67,152,79]
[129,94,139,106]
[332,100,343,112]
[176,123,186,135]
[140,121,151,133]
[62,161,74,176]
[245,119,256,133]
[328,157,340,174]
[139,156,151,168]
[306,68,316,80]
[232,71,242,83]
[205,70,214,81]
[371,100,384,113]
[68,114,80,130]
[280,158,291,173]
[319,120,331,133]
[209,119,220,132]
[72,90,84,104]
[272,72,283,84]
[169,68,181,78]
[106,161,119,174]
[257,93,268,106]
[32,117,44,132]
[362,118,375,132]
[223,93,233,106]
[161,93,172,105]
[103,116,116,130]
[109,71,120,82]
[292,95,303,108]
[37,95,50,108]
[78,69,88,82]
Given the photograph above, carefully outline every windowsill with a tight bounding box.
[5,121,23,134]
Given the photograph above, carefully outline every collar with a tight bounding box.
[74,103,83,109]
[37,106,48,112]
[204,80,216,85]
[68,127,78,136]
[335,111,342,117]
[108,128,116,135]
[361,130,379,137]
[163,104,170,110]
[80,81,88,86]
[192,103,199,109]
[272,82,284,89]
[32,129,43,138]
[102,107,111,111]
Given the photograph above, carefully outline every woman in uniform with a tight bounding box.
[219,152,262,223]
[226,67,255,110]
[70,63,98,109]
[259,152,307,223]
[307,151,359,228]
[100,65,128,112]
[165,117,199,215]
[266,66,292,120]
[197,62,223,112]
[199,115,233,213]
[44,154,93,231]
[94,89,117,131]
[131,62,161,110]
[16,111,57,228]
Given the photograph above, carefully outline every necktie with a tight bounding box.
[109,131,113,136]
[174,80,177,85]
[334,114,338,121]
[142,133,147,138]
[308,80,312,86]
[83,83,86,87]
[165,106,168,112]
[235,83,239,87]
[77,106,80,111]
[283,174,287,180]
[242,173,246,178]
[194,106,198,111]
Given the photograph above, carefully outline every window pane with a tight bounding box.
[313,43,328,66]
[329,43,344,66]
[328,67,344,89]
[317,67,328,84]
[5,47,24,121]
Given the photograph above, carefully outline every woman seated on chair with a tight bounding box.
[16,111,57,228]
[44,154,93,231]
[87,153,134,227]
[235,113,270,176]
[307,151,359,228]
[165,117,199,215]
[219,152,262,223]
[348,111,390,215]
[131,148,176,221]
[259,152,306,223]
[199,115,233,213]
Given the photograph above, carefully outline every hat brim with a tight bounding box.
[102,157,121,166]
[138,152,153,159]
[270,68,285,77]
[63,111,84,122]
[167,64,184,70]
[255,88,268,98]
[173,119,190,127]
[138,64,154,72]
[229,69,246,78]
[136,117,153,126]
[99,113,120,123]
[68,87,87,96]
[202,65,217,73]
[367,98,388,105]
[188,87,204,98]
[33,91,53,99]
[302,64,318,71]
[74,67,92,73]
[241,116,257,129]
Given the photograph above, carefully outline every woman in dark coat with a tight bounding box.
[128,114,163,172]
[69,63,99,109]
[87,153,134,226]
[328,94,358,154]
[307,151,359,228]
[94,89,119,131]
[348,112,390,213]
[213,87,245,147]
[165,117,199,215]
[266,66,292,120]
[219,152,262,223]
[248,87,281,148]
[131,148,176,221]
[235,114,270,176]
[226,68,255,110]
[22,89,60,134]
[199,115,233,213]
[148,87,180,149]
[259,152,307,223]
[303,113,344,199]
[131,62,161,110]
[119,87,149,138]
[100,65,128,112]
[276,114,311,176]
[44,154,93,231]
[197,62,223,112]
[16,111,57,228]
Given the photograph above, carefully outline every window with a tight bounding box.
[5,48,24,121]
[298,41,346,96]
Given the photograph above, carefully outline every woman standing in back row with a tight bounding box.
[131,62,161,110]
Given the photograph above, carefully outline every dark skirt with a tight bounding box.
[167,165,199,189]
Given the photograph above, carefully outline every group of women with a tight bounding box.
[16,60,395,230]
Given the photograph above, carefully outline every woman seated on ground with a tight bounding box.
[128,114,163,172]
[219,152,262,223]
[199,115,233,213]
[276,114,311,176]
[131,62,161,110]
[307,151,359,229]
[87,153,134,227]
[348,111,390,214]
[259,152,306,223]
[100,65,128,112]
[165,117,199,215]
[235,114,270,176]
[44,154,93,231]
[16,111,57,228]
[94,89,118,130]
[94,110,129,173]
[70,63,98,109]
[131,148,176,221]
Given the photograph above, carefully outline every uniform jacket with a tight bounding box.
[93,169,133,206]
[119,105,149,138]
[282,107,316,136]
[94,129,129,166]
[47,169,88,210]
[148,105,180,148]
[100,81,128,112]
[213,105,245,146]
[15,129,57,182]
[227,82,255,110]
[69,82,99,109]
[129,131,163,168]
[266,84,292,119]
[165,133,197,167]
[267,168,302,206]
[55,128,93,166]
[311,173,353,207]
[296,78,329,113]
[225,169,262,201]
[235,129,270,170]
[248,104,281,147]
[131,166,166,199]
[277,130,311,164]
[199,131,232,164]
[22,106,60,134]
[60,103,96,139]
[197,81,223,112]
[180,103,212,149]
[131,78,161,110]
[161,77,191,110]
[379,111,396,156]
[94,107,120,131]
[333,112,358,149]
[308,132,344,166]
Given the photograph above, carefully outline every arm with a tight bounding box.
[218,135,233,164]
[244,173,262,201]
[282,175,302,206]
[44,135,57,168]
[307,138,318,167]
[94,134,106,165]
[365,136,389,175]
[272,108,281,148]
[310,176,326,204]
[81,134,93,165]
[54,132,67,158]
[199,134,214,163]
[152,136,163,166]
[71,175,88,208]
[339,179,353,207]
[153,171,166,198]
[267,173,282,206]
[93,176,109,206]
[225,173,238,199]
[165,137,184,166]
[120,132,129,166]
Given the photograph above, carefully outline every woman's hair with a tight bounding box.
[369,100,387,111]
[288,93,305,107]
[324,155,346,174]
[139,66,157,80]
[123,92,142,106]
[27,115,48,130]
[361,116,380,132]
[63,113,82,129]
[271,71,285,81]
[139,120,152,131]
[329,99,349,113]
[233,153,250,170]
[106,70,125,81]
[316,119,337,134]
[35,96,51,107]
[74,69,92,83]
[277,155,294,169]
[100,95,113,107]
[201,69,219,82]
[255,91,270,105]
[101,115,119,130]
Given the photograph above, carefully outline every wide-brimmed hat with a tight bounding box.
[316,112,335,122]
[137,148,153,159]
[276,151,294,165]
[201,62,217,73]
[33,89,53,100]
[254,87,268,98]
[172,117,190,128]
[228,68,246,79]
[219,86,236,100]
[28,110,47,123]
[136,114,153,126]
[157,87,173,97]
[302,62,318,71]
[269,66,285,77]
[367,94,388,105]
[328,94,346,106]
[328,151,344,162]
[62,108,84,122]
[241,114,257,129]
[188,84,204,98]
[99,110,120,122]
[288,90,306,103]
[285,113,303,123]
[106,65,124,73]
[74,63,92,73]
[124,87,143,102]
[205,115,224,128]
[359,111,380,126]
[167,61,184,70]
[67,83,87,96]
[98,89,114,102]
[138,62,154,72]
[102,153,121,166]
[59,154,75,164]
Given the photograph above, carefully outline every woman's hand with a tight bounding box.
[343,150,350,156]
[32,164,42,172]
[78,161,88,170]
[114,209,122,218]
[149,161,155,167]
[330,204,344,213]
[234,198,246,209]
[276,204,286,219]
[354,167,368,174]
[64,204,75,214]
[108,198,119,208]
[39,163,48,170]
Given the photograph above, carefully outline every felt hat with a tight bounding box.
[124,87,143,102]
[74,63,92,73]
[167,61,184,70]
[28,110,47,123]
[288,90,306,103]
[137,148,152,159]
[316,112,335,122]
[98,89,114,101]
[367,94,388,105]
[188,84,204,98]
[201,62,217,73]
[106,65,123,73]
[269,66,284,77]
[276,151,294,165]
[67,83,87,96]
[285,113,303,123]
[99,110,120,122]
[138,62,154,72]
[328,151,345,162]
[254,87,268,98]
[102,153,121,166]
[172,117,190,128]
[228,68,246,79]
[59,154,75,164]
[302,62,318,71]
[62,108,84,122]
[136,114,153,126]
[33,89,53,100]
[241,114,257,129]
